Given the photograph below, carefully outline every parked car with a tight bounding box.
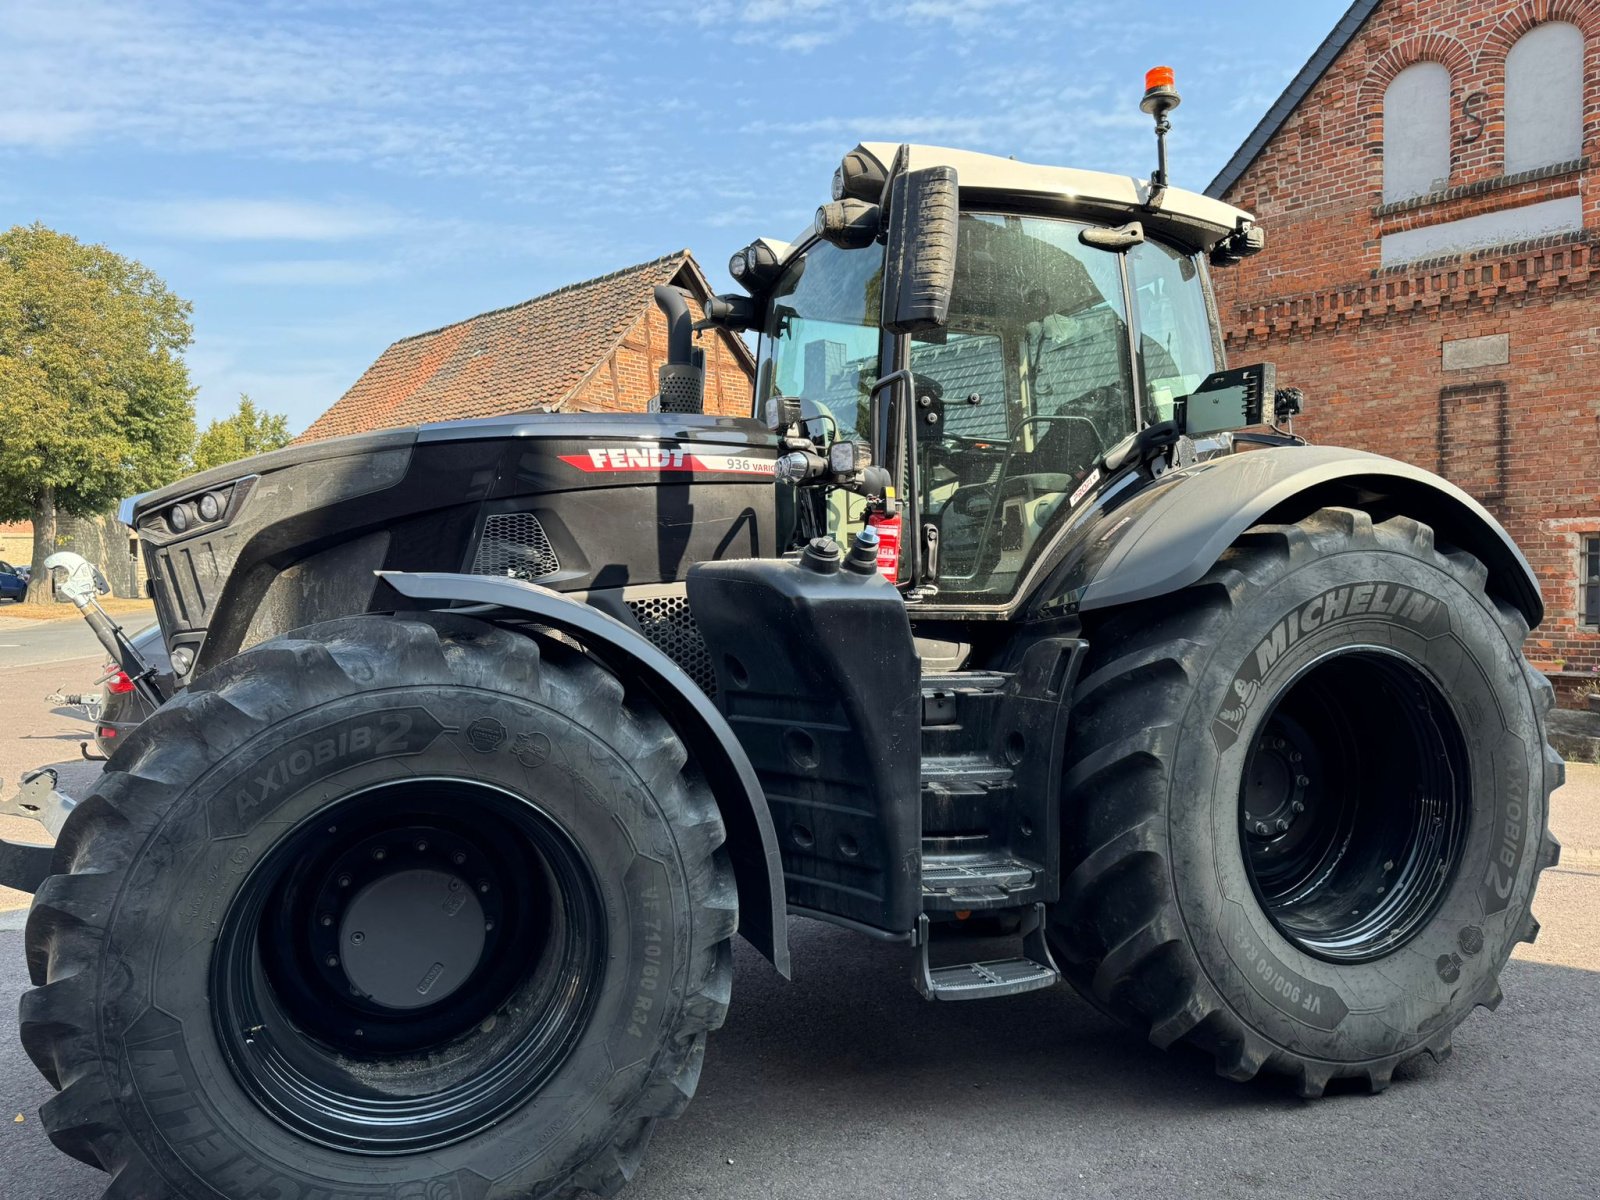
[91,623,173,757]
[0,562,25,602]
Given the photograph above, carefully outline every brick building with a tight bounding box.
[1207,0,1600,700]
[299,250,754,443]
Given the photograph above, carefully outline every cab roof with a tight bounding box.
[857,142,1253,255]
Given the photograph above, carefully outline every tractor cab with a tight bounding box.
[712,139,1267,616]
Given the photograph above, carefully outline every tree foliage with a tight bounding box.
[0,224,196,598]
[192,394,293,472]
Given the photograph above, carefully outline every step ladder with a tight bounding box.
[911,902,1060,1001]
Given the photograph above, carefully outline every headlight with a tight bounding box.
[828,441,871,476]
[168,504,190,533]
[198,492,224,522]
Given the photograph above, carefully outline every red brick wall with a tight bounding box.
[567,298,753,418]
[1213,0,1600,686]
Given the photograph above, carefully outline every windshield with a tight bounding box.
[757,213,1216,604]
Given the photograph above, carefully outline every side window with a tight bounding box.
[1384,63,1452,201]
[1506,23,1585,174]
[755,240,884,446]
[1583,535,1600,629]
[1127,240,1217,423]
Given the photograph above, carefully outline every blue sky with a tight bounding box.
[1,0,1346,435]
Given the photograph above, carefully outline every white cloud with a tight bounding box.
[220,258,402,285]
[121,199,404,242]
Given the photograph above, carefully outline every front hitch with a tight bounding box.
[0,768,78,894]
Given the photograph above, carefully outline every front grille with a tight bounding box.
[625,592,717,696]
[472,512,560,581]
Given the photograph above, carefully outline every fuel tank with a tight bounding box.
[127,412,782,686]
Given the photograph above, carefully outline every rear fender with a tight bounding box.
[378,570,791,977]
[1032,446,1542,626]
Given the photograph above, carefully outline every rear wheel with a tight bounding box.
[1051,508,1562,1094]
[21,613,735,1197]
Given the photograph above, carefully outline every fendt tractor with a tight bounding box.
[1,72,1561,1200]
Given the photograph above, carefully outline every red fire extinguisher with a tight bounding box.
[866,510,902,582]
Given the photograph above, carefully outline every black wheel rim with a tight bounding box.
[213,778,606,1154]
[1239,647,1471,963]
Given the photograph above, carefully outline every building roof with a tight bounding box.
[298,250,753,443]
[852,142,1253,251]
[1205,0,1383,199]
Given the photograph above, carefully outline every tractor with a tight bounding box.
[1,71,1561,1200]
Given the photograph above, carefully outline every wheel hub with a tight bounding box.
[338,868,486,1010]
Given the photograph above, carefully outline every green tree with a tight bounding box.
[0,224,196,603]
[192,394,292,472]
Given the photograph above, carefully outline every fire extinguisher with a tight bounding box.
[866,507,902,582]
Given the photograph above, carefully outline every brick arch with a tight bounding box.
[1478,3,1600,68]
[1479,7,1599,165]
[1358,34,1473,115]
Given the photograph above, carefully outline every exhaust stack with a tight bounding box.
[653,285,705,414]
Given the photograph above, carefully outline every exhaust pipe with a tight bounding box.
[653,285,704,414]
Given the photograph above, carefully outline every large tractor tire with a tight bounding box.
[20,613,735,1198]
[1050,508,1562,1096]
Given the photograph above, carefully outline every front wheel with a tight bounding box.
[1052,508,1562,1095]
[21,613,736,1197]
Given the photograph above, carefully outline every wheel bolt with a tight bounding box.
[478,881,491,894]
[485,920,495,932]
[372,848,386,862]
[1291,800,1306,814]
[1289,751,1302,763]
[1254,821,1270,835]
[325,955,339,968]
[452,851,467,866]
[354,1028,365,1038]
[1296,775,1311,788]
[320,914,333,927]
[337,874,352,888]
[1274,737,1286,750]
[1275,818,1289,833]
[350,931,365,945]
[415,839,429,852]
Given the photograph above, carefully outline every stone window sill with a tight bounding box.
[1373,158,1590,218]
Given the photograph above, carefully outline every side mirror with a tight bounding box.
[882,165,958,335]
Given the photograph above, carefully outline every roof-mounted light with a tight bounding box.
[813,198,881,249]
[729,237,790,294]
[832,145,889,203]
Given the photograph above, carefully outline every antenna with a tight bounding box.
[1141,66,1181,208]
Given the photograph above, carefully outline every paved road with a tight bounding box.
[0,611,155,671]
[1,921,1597,1200]
[1,628,1597,1197]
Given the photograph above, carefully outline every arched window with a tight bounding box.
[1384,63,1452,201]
[1505,22,1585,174]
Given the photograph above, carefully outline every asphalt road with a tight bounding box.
[0,611,155,670]
[0,618,1596,1200]
[1,923,1597,1200]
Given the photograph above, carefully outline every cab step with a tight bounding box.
[912,903,1060,1001]
[921,850,1038,909]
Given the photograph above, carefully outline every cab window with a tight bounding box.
[911,213,1136,600]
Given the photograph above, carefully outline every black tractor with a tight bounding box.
[2,123,1560,1199]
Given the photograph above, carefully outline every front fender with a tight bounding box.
[378,570,791,977]
[1034,446,1542,626]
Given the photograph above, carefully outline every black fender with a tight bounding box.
[1034,446,1542,625]
[378,570,791,977]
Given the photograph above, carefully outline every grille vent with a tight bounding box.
[472,512,560,581]
[626,592,717,696]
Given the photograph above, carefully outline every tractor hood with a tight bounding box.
[127,412,782,682]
